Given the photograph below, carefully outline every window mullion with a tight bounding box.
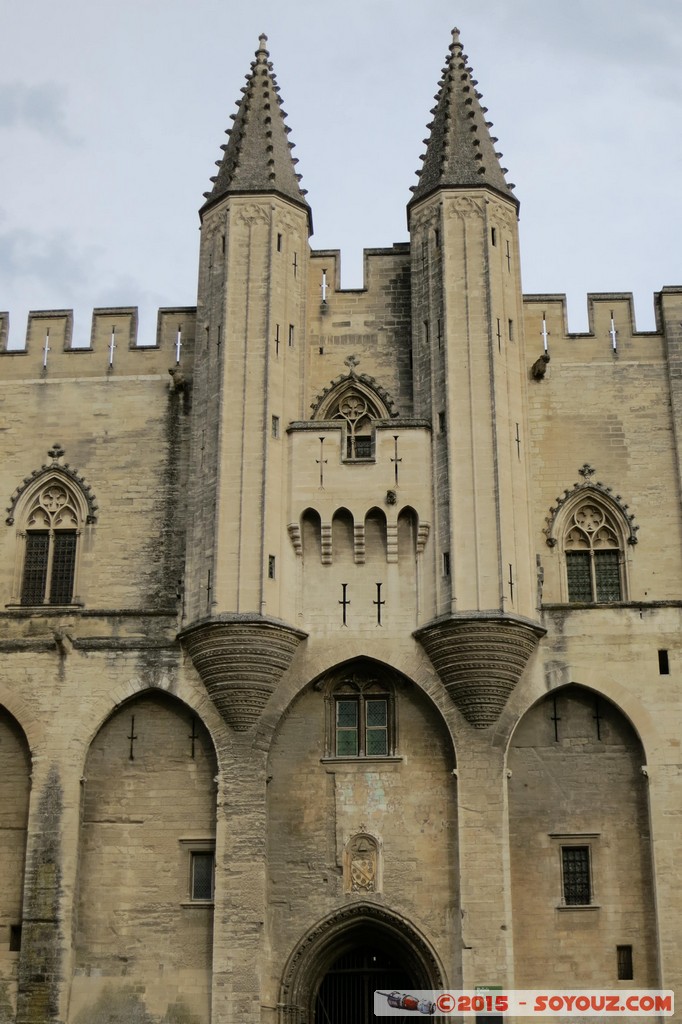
[45,528,55,605]
[589,548,597,602]
[358,696,365,756]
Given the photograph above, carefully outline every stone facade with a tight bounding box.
[1,27,681,1024]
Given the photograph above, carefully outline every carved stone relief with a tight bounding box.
[344,832,380,894]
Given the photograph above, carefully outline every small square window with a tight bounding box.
[347,435,373,460]
[191,851,215,902]
[561,845,591,905]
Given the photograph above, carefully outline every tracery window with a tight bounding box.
[563,501,624,603]
[311,373,395,463]
[18,479,84,606]
[335,393,374,460]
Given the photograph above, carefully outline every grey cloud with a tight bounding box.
[0,225,99,294]
[0,82,80,143]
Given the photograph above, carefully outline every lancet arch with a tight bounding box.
[507,684,657,988]
[266,657,458,1021]
[279,902,446,1024]
[73,690,218,1022]
[0,705,31,990]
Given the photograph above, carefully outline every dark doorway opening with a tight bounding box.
[315,945,417,1023]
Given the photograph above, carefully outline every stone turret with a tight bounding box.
[201,33,311,229]
[409,27,517,212]
[180,34,308,731]
[409,29,543,727]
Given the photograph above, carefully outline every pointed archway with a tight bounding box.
[279,903,445,1024]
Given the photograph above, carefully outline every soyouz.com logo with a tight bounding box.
[373,989,674,1016]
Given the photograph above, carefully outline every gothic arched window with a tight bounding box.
[16,477,87,606]
[336,392,375,460]
[562,499,625,603]
[311,373,395,463]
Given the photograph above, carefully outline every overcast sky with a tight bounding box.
[2,0,681,348]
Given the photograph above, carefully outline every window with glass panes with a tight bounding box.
[561,845,591,905]
[334,693,390,757]
[564,502,623,603]
[191,851,215,901]
[19,481,81,606]
[334,391,378,461]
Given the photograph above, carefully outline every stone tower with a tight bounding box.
[409,29,543,728]
[181,34,310,732]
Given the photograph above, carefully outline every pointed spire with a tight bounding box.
[201,34,311,230]
[408,28,517,213]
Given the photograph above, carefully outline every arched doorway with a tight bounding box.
[315,944,416,1023]
[280,903,445,1024]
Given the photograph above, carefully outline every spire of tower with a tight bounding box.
[408,28,517,212]
[201,33,311,227]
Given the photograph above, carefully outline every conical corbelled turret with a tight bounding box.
[201,33,311,229]
[409,27,516,214]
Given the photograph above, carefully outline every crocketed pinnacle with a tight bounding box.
[201,34,311,229]
[408,28,517,213]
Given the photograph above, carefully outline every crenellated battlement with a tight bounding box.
[0,306,198,379]
[522,288,682,363]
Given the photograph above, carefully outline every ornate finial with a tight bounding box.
[257,33,268,59]
[344,354,360,375]
[578,463,595,478]
[451,27,462,46]
[48,443,65,461]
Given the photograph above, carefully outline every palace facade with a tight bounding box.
[1,28,681,1024]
